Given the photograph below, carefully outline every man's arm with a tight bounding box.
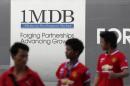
[82,69,91,86]
[83,80,91,86]
[109,68,129,79]
[109,53,129,79]
[93,73,99,86]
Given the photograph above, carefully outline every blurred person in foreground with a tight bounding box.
[0,42,45,86]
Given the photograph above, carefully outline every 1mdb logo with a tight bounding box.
[21,10,74,29]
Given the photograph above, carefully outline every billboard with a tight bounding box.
[11,0,86,81]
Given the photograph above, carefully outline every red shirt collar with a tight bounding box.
[65,61,80,68]
[105,50,119,56]
[7,66,35,78]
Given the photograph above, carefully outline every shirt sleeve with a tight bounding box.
[0,74,6,86]
[82,69,91,84]
[34,73,45,86]
[96,55,102,72]
[119,54,128,70]
[56,65,61,79]
[56,63,67,86]
[56,63,64,79]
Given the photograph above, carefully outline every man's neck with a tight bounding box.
[69,59,78,66]
[107,48,116,55]
[14,65,27,74]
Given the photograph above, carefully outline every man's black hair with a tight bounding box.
[100,31,117,49]
[65,38,84,56]
[10,42,29,56]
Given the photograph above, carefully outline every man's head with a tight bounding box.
[10,42,29,67]
[65,38,84,60]
[100,31,117,51]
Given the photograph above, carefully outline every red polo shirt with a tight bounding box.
[97,50,128,86]
[56,62,90,86]
[0,66,45,86]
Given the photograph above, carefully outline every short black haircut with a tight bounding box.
[10,42,29,56]
[100,31,117,49]
[65,38,84,56]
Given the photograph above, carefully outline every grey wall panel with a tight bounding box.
[0,0,10,67]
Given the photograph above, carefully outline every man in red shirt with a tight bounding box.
[0,42,45,86]
[94,31,129,86]
[56,38,90,86]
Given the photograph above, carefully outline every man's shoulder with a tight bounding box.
[116,51,125,56]
[0,68,12,79]
[77,63,89,72]
[99,53,106,57]
[58,62,67,67]
[27,67,39,75]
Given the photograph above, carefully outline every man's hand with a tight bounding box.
[109,72,118,79]
[60,78,74,86]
